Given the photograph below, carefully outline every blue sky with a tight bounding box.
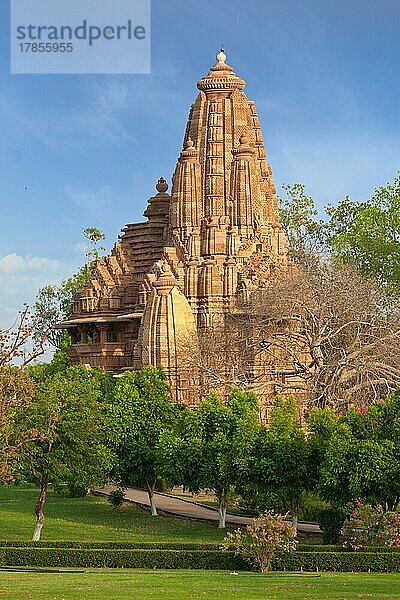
[1,0,400,328]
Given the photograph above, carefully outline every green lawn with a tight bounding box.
[0,487,398,598]
[0,570,398,599]
[0,486,225,543]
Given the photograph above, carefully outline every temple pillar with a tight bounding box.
[223,257,237,298]
[77,325,88,344]
[97,324,108,345]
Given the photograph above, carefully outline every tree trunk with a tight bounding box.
[291,500,299,535]
[292,514,298,533]
[217,490,228,529]
[218,505,227,529]
[32,474,48,541]
[147,481,158,516]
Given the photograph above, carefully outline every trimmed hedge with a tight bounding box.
[1,541,399,553]
[0,546,399,571]
[273,551,400,572]
[0,548,246,570]
[298,544,400,553]
[0,540,219,550]
[1,540,399,571]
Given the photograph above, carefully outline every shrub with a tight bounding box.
[298,492,330,523]
[67,482,88,498]
[298,544,400,553]
[108,489,125,508]
[221,511,297,573]
[0,540,219,550]
[0,547,246,570]
[0,546,399,571]
[341,502,400,550]
[318,506,347,544]
[272,550,400,572]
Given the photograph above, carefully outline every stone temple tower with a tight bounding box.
[57,51,289,402]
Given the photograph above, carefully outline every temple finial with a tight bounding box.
[216,47,226,64]
[156,177,168,194]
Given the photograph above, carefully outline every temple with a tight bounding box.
[57,51,290,404]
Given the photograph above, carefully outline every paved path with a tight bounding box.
[98,485,321,534]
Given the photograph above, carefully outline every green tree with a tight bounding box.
[315,393,400,510]
[110,367,176,516]
[307,406,339,476]
[163,390,261,528]
[327,173,400,290]
[278,183,326,263]
[362,389,400,444]
[279,174,400,290]
[268,397,313,531]
[319,425,399,509]
[82,227,106,270]
[16,367,113,540]
[243,397,313,532]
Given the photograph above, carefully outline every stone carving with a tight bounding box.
[57,51,289,404]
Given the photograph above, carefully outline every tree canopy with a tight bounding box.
[161,389,261,528]
[110,366,177,516]
[16,366,114,540]
[312,390,400,511]
[279,172,400,291]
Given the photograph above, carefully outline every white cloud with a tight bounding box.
[0,254,69,324]
[0,253,59,274]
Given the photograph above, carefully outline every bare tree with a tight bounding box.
[1,304,47,368]
[237,261,400,409]
[177,321,251,399]
[180,262,400,410]
[0,366,37,483]
[0,305,47,482]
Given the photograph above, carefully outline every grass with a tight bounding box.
[0,487,398,598]
[0,570,398,599]
[0,486,226,543]
[169,486,221,508]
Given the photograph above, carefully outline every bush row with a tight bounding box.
[0,540,218,550]
[298,544,400,553]
[0,547,399,571]
[1,540,399,553]
[273,551,400,572]
[0,548,245,570]
[0,540,331,551]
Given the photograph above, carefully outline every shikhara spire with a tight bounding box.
[171,50,282,242]
[57,52,289,404]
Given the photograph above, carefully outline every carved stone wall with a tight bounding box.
[57,51,290,407]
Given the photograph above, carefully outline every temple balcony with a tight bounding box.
[75,296,122,313]
[69,341,130,371]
